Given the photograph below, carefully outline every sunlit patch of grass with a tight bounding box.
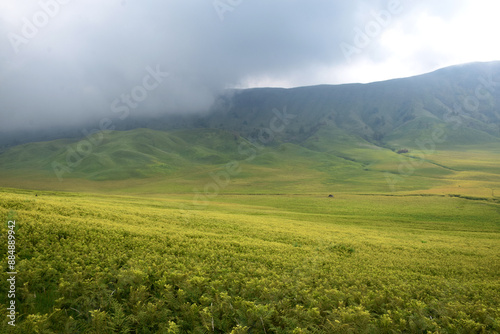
[0,188,498,332]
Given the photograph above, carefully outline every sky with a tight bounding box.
[1,0,500,132]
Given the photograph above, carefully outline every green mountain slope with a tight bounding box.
[1,125,498,195]
[205,61,500,148]
[0,62,499,195]
[0,128,245,180]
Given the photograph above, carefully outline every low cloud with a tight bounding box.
[0,0,497,133]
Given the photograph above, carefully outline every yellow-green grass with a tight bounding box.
[0,188,499,333]
[2,145,500,197]
[1,127,499,196]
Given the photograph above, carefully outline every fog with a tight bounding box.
[2,0,499,134]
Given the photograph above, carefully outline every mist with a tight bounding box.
[1,0,496,135]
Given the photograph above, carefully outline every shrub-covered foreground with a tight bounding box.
[0,188,499,333]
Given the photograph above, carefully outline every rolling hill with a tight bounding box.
[0,61,499,195]
[1,63,500,332]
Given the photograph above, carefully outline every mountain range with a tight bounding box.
[1,61,499,195]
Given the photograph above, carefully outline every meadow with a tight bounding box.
[1,187,499,333]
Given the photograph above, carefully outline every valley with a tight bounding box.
[0,62,499,333]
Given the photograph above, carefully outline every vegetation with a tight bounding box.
[3,62,500,152]
[1,188,499,333]
[0,62,499,332]
[0,126,499,198]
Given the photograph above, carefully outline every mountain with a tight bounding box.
[0,61,499,194]
[205,61,500,146]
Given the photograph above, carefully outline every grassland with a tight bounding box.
[1,62,499,332]
[0,126,499,332]
[1,187,499,333]
[0,128,499,197]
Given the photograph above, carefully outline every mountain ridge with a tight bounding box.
[1,61,499,149]
[205,60,500,145]
[0,61,499,194]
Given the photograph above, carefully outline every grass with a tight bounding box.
[0,127,499,197]
[0,127,499,331]
[0,188,499,332]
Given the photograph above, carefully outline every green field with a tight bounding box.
[3,61,500,333]
[0,128,499,196]
[1,187,499,333]
[0,124,499,333]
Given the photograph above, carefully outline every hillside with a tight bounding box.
[1,61,499,150]
[0,127,499,196]
[0,62,499,195]
[1,63,500,332]
[205,62,500,147]
[1,189,499,332]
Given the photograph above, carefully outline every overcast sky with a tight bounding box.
[1,0,500,132]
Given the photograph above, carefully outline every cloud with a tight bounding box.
[0,0,499,132]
